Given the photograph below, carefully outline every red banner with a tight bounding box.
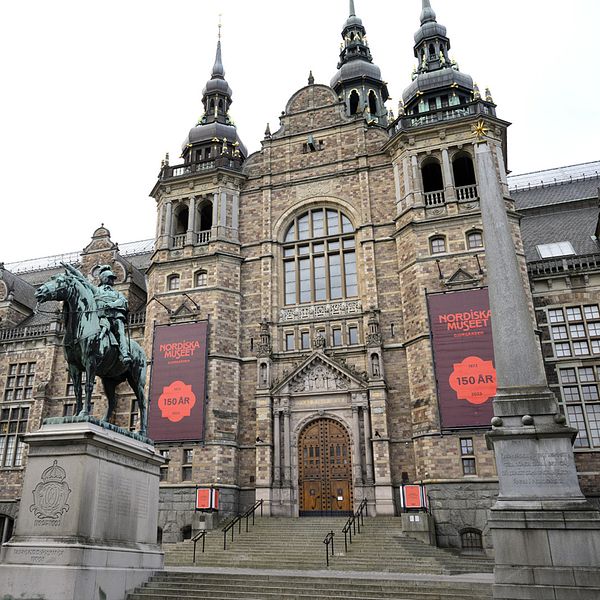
[148,322,208,442]
[428,288,496,428]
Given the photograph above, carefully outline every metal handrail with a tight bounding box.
[323,530,335,567]
[222,499,263,550]
[191,530,207,563]
[342,498,369,553]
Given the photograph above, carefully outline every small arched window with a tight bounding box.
[428,44,435,58]
[368,90,377,115]
[461,528,484,553]
[167,275,180,291]
[467,230,484,249]
[422,159,444,193]
[218,99,224,112]
[195,271,207,288]
[349,90,360,115]
[430,236,447,255]
[283,208,356,306]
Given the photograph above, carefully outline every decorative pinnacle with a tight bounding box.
[308,70,315,85]
[218,14,222,40]
[349,0,356,16]
[420,0,436,24]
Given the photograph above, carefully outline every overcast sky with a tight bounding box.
[1,0,598,265]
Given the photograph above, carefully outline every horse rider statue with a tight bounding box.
[63,263,132,365]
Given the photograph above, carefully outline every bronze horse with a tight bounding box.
[35,271,148,435]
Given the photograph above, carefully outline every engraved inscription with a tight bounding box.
[499,451,571,486]
[97,471,114,515]
[13,547,66,565]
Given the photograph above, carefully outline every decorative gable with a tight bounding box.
[272,352,366,395]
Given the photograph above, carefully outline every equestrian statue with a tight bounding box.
[34,263,148,436]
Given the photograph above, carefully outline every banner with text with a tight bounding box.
[148,321,208,442]
[428,288,496,428]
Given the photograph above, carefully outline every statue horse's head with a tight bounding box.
[35,273,72,303]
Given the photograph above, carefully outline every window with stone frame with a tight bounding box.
[282,208,357,306]
[182,448,193,481]
[4,362,35,402]
[430,236,447,255]
[548,304,599,360]
[285,331,295,352]
[558,364,600,449]
[0,405,29,468]
[460,437,477,475]
[167,274,181,291]
[348,325,359,345]
[466,230,484,249]
[195,270,208,288]
[332,327,342,347]
[300,330,310,350]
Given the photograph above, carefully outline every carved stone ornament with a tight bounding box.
[289,360,349,393]
[30,460,71,520]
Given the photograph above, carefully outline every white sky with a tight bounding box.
[1,0,599,265]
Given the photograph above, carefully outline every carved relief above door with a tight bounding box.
[298,418,353,516]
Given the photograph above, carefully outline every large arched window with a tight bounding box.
[283,208,357,306]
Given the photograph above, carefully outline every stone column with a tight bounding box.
[351,405,363,484]
[362,406,374,484]
[273,409,281,486]
[441,148,456,202]
[186,196,196,245]
[160,200,173,249]
[212,192,219,237]
[475,140,600,600]
[283,409,291,486]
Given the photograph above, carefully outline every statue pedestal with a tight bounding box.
[487,389,600,599]
[0,419,164,600]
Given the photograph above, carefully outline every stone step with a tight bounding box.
[128,573,493,600]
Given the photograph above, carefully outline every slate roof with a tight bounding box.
[520,205,600,262]
[0,266,38,310]
[509,161,600,262]
[512,177,600,211]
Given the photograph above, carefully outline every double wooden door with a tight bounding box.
[299,418,353,516]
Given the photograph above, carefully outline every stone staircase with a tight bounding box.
[128,570,493,600]
[162,517,493,575]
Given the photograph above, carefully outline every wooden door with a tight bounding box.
[299,418,353,516]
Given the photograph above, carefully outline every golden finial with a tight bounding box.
[472,120,489,141]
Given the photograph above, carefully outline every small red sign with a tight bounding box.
[196,488,219,511]
[158,380,197,422]
[404,485,424,509]
[449,356,496,405]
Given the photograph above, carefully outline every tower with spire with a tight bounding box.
[330,0,389,124]
[180,30,247,166]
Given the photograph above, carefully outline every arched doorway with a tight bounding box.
[298,418,353,516]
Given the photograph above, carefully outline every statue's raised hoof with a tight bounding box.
[78,410,89,418]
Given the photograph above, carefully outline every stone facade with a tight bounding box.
[1,1,599,554]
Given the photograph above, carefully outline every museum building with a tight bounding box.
[1,0,599,552]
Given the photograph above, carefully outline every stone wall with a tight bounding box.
[427,481,499,554]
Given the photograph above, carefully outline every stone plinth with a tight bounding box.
[487,390,600,599]
[0,419,164,600]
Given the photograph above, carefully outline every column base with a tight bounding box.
[490,506,600,600]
